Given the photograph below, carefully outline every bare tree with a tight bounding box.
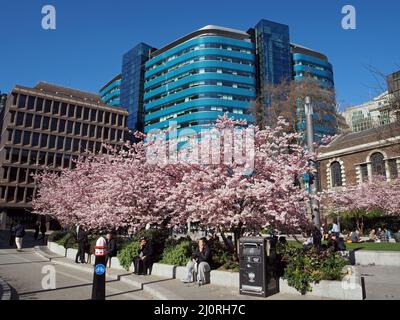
[251,77,339,134]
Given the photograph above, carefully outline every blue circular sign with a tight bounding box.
[95,264,106,276]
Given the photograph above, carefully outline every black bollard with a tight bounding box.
[91,237,107,300]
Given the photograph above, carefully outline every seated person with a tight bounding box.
[133,237,154,275]
[182,237,212,285]
[369,229,377,242]
[327,234,347,252]
[105,233,117,268]
[350,230,360,243]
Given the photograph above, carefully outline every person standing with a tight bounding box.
[330,219,340,237]
[33,221,40,241]
[14,221,25,252]
[133,237,154,275]
[75,226,88,264]
[9,222,16,246]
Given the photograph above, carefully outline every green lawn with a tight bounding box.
[287,240,400,251]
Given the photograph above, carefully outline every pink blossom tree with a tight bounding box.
[321,177,400,234]
[33,114,316,235]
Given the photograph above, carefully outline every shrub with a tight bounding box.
[279,245,347,295]
[48,230,68,242]
[160,239,196,266]
[117,240,140,271]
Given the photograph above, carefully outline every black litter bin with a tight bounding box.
[239,236,280,297]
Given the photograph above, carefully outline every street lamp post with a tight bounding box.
[304,96,321,229]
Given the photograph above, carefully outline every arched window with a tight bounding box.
[330,161,343,187]
[371,152,386,178]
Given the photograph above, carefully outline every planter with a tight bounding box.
[279,266,364,300]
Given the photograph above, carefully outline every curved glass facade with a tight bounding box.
[99,74,121,107]
[143,28,256,135]
[291,44,336,140]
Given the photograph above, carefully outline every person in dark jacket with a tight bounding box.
[38,220,47,244]
[133,237,154,275]
[312,225,322,248]
[14,221,25,252]
[182,237,212,285]
[33,221,40,241]
[105,233,117,268]
[75,227,88,263]
[9,223,16,246]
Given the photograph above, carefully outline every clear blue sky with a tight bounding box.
[1,0,399,110]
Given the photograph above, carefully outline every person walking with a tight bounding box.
[14,221,25,252]
[75,226,88,264]
[33,221,40,241]
[39,220,47,244]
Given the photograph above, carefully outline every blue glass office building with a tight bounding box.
[291,44,336,139]
[253,19,292,87]
[100,19,336,139]
[120,43,155,132]
[143,26,256,137]
[99,74,121,107]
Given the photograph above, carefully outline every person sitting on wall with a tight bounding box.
[133,237,154,275]
[181,237,212,286]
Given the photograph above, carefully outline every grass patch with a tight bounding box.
[287,240,400,251]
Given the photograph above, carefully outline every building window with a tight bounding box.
[40,134,48,148]
[42,116,50,130]
[21,149,29,164]
[53,101,60,115]
[65,138,72,151]
[57,136,64,150]
[34,115,42,129]
[59,119,66,133]
[36,98,44,112]
[22,131,31,146]
[18,94,27,108]
[83,108,90,120]
[27,96,35,110]
[32,132,40,147]
[360,164,368,182]
[330,161,343,187]
[68,104,75,118]
[44,100,52,113]
[25,113,33,128]
[76,106,82,119]
[16,112,24,126]
[49,135,56,149]
[388,159,398,179]
[50,118,58,131]
[9,167,18,182]
[13,130,22,144]
[7,186,16,202]
[371,152,386,178]
[60,103,68,116]
[66,121,74,134]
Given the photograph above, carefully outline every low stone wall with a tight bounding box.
[279,268,364,300]
[352,250,400,267]
[46,242,363,299]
